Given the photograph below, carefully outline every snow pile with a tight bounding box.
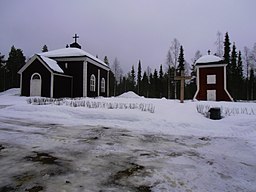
[0,88,20,96]
[117,91,141,98]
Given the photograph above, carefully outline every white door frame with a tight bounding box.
[30,73,42,96]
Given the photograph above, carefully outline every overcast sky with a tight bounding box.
[1,0,256,73]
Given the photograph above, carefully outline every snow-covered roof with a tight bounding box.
[39,48,108,67]
[196,55,223,64]
[39,55,64,73]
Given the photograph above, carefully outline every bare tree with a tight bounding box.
[111,57,123,96]
[165,38,180,99]
[215,31,224,57]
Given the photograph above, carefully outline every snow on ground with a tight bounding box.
[0,89,256,192]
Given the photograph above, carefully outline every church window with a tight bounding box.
[207,75,216,84]
[65,63,68,69]
[90,74,96,92]
[101,78,105,93]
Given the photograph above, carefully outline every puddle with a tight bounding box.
[25,152,58,165]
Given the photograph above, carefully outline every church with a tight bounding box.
[18,35,110,98]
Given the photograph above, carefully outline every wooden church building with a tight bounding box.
[193,53,233,101]
[18,35,110,98]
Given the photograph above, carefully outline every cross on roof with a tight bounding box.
[73,34,79,43]
[174,70,192,103]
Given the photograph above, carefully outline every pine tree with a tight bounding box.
[236,51,244,99]
[137,60,142,95]
[104,56,109,65]
[6,46,26,88]
[177,45,185,74]
[141,71,149,97]
[42,45,48,52]
[224,32,231,64]
[131,65,136,92]
[153,69,159,98]
[230,42,237,98]
[159,65,164,97]
[249,68,255,100]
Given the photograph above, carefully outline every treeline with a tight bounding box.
[109,32,256,101]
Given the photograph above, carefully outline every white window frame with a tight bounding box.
[101,78,105,93]
[90,74,96,92]
[207,75,216,84]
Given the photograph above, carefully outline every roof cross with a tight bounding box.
[73,34,79,43]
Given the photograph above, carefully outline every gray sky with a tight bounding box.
[1,0,256,73]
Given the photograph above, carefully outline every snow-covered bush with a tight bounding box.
[26,97,155,113]
[196,103,256,117]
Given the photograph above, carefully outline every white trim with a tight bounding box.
[196,63,227,69]
[107,71,109,97]
[51,74,54,98]
[193,68,200,100]
[53,57,87,62]
[20,73,22,95]
[98,69,100,96]
[83,61,87,97]
[223,65,234,101]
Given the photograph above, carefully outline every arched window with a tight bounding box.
[101,78,105,93]
[90,74,96,92]
[32,74,40,80]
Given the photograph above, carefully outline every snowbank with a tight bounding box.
[117,91,141,98]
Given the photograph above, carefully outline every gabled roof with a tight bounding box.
[196,55,224,65]
[18,54,64,74]
[39,48,108,68]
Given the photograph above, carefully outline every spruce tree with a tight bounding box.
[131,65,136,92]
[42,45,48,52]
[153,69,159,98]
[230,43,237,98]
[177,45,185,74]
[159,65,164,97]
[141,71,149,97]
[6,46,26,88]
[137,60,142,95]
[236,51,244,99]
[224,32,231,64]
[249,68,255,100]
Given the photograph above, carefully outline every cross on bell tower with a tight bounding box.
[73,34,79,43]
[69,33,82,49]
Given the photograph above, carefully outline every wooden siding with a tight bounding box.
[53,75,72,98]
[196,67,231,101]
[58,61,83,97]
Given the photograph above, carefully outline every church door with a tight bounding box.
[207,90,216,101]
[30,73,42,96]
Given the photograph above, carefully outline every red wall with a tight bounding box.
[196,67,232,101]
